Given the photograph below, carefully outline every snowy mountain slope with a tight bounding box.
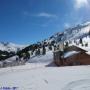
[54,21,90,43]
[0,42,26,52]
[28,51,53,64]
[64,23,90,41]
[39,21,90,47]
[0,65,90,90]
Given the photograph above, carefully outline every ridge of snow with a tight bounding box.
[81,21,90,26]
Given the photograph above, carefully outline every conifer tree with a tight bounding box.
[89,30,90,36]
[42,45,46,55]
[48,44,52,50]
[80,38,82,44]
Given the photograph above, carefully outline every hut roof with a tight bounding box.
[64,45,86,52]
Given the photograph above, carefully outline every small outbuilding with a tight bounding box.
[54,45,90,66]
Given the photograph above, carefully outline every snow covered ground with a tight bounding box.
[0,65,90,90]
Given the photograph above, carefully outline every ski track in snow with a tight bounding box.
[62,79,90,90]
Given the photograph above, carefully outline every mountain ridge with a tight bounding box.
[1,21,90,53]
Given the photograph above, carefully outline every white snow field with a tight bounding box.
[0,65,90,90]
[0,51,90,90]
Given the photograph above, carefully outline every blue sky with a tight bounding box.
[0,0,90,44]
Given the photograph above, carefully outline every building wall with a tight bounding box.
[65,52,90,65]
[53,46,90,66]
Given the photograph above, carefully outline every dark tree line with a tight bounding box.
[0,50,15,61]
[17,40,56,57]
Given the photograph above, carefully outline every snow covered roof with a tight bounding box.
[64,51,80,58]
[86,51,90,55]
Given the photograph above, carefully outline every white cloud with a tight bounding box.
[37,12,57,18]
[24,12,58,18]
[74,0,89,9]
[34,12,58,19]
